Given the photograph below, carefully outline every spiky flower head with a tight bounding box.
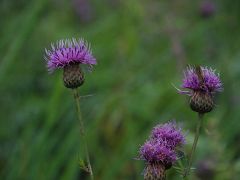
[151,121,185,150]
[45,38,96,72]
[178,66,223,114]
[182,66,222,94]
[140,139,177,165]
[44,38,96,89]
[139,121,185,179]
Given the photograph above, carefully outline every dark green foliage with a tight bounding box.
[0,0,240,179]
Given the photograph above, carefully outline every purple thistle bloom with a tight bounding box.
[151,121,185,150]
[139,139,177,164]
[72,0,94,23]
[177,66,223,114]
[139,122,185,179]
[44,38,96,72]
[180,66,223,95]
[200,1,216,18]
[139,122,185,166]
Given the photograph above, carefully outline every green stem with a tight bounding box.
[183,113,204,178]
[73,89,94,180]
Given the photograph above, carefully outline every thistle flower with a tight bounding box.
[196,158,216,180]
[151,121,185,150]
[200,1,216,18]
[178,66,223,114]
[140,139,177,165]
[44,38,96,88]
[139,122,185,180]
[44,38,96,178]
[182,66,222,94]
[72,0,94,23]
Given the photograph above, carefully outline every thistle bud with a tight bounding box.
[144,163,166,180]
[190,91,213,114]
[63,64,84,89]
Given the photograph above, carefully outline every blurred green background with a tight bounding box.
[1,0,240,179]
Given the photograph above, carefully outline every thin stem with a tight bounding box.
[183,113,204,178]
[73,88,94,180]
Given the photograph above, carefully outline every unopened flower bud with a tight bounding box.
[63,64,84,89]
[144,163,166,180]
[190,91,213,114]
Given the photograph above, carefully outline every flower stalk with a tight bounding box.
[73,88,94,180]
[183,113,204,177]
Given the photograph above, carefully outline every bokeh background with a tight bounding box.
[1,0,240,179]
